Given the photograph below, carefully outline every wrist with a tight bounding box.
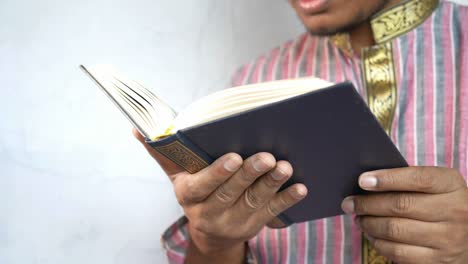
[188,221,245,255]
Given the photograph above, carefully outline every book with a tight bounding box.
[81,64,408,225]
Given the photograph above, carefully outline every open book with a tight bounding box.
[81,64,407,225]
[81,65,333,141]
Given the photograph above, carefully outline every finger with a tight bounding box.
[174,153,242,205]
[132,128,184,176]
[238,160,293,212]
[266,217,288,228]
[207,152,276,207]
[255,184,307,223]
[358,216,447,249]
[367,237,437,264]
[358,166,465,193]
[342,192,453,222]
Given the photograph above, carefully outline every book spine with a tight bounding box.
[147,132,214,174]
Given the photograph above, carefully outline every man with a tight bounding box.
[134,0,468,263]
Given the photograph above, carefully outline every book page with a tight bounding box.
[172,78,333,133]
[82,64,333,140]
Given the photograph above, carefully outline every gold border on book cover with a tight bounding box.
[154,141,209,174]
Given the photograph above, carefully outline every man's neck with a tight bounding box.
[349,0,402,54]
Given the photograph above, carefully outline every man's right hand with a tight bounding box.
[133,129,307,259]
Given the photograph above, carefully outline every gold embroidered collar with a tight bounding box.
[331,0,439,55]
[371,0,439,43]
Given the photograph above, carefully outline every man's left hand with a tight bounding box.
[341,167,468,264]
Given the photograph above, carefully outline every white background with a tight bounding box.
[0,0,466,263]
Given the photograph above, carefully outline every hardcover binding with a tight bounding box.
[147,132,213,174]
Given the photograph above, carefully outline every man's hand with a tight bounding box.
[133,129,307,260]
[342,167,468,264]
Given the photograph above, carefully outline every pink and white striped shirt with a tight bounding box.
[162,1,468,263]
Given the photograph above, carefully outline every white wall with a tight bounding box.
[0,1,302,264]
[0,1,466,264]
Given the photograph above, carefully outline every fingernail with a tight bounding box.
[270,168,287,181]
[359,174,377,188]
[341,196,355,214]
[253,157,271,172]
[224,156,241,172]
[290,185,307,199]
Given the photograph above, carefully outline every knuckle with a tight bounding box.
[248,153,275,174]
[244,188,262,210]
[392,246,409,261]
[354,197,369,214]
[393,193,415,214]
[209,169,233,187]
[266,202,280,216]
[215,184,233,204]
[386,219,404,239]
[238,166,256,184]
[279,194,291,208]
[223,153,243,167]
[358,216,369,230]
[413,167,436,190]
[377,241,408,262]
[213,160,228,176]
[258,152,276,165]
[382,169,398,186]
[263,173,282,189]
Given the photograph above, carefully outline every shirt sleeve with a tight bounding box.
[161,216,257,264]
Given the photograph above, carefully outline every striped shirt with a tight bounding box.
[162,1,468,263]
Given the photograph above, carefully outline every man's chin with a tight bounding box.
[306,26,352,36]
[304,18,367,36]
[306,27,345,36]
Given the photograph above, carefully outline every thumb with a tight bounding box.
[132,128,185,178]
